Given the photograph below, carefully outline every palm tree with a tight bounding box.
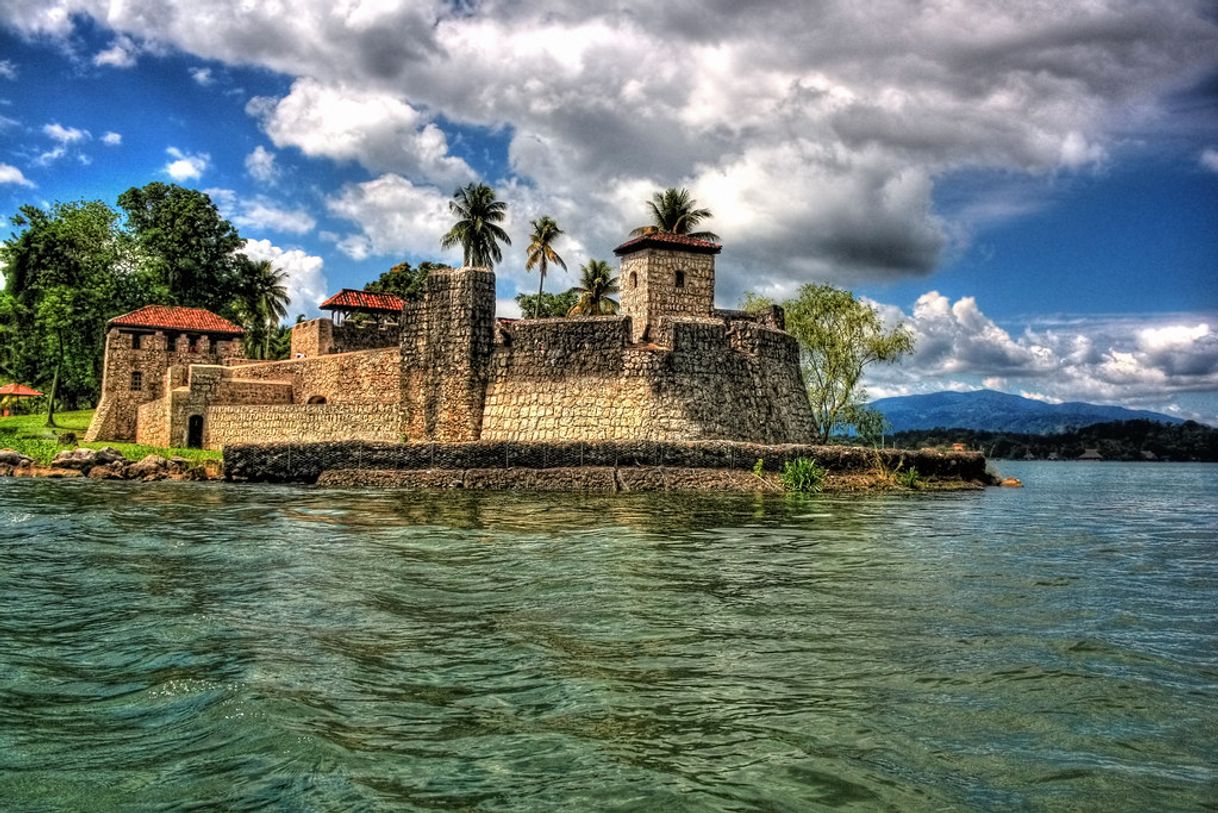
[629,187,720,242]
[238,258,290,359]
[524,216,567,318]
[568,259,620,316]
[440,183,511,268]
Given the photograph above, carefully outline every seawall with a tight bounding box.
[224,440,990,491]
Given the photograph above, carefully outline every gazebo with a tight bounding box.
[320,289,406,328]
[0,383,44,417]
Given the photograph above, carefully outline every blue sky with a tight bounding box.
[1,1,1216,421]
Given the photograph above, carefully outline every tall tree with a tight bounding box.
[630,187,720,242]
[0,201,135,424]
[524,216,567,318]
[752,284,914,443]
[515,289,580,318]
[117,183,244,315]
[364,260,447,302]
[235,258,290,360]
[568,259,620,316]
[439,183,511,270]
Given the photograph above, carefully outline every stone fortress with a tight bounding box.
[85,233,819,450]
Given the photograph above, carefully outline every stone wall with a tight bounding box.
[288,318,400,358]
[224,438,989,486]
[400,267,496,441]
[480,315,817,444]
[206,404,403,447]
[220,347,401,405]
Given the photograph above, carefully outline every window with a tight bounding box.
[187,334,198,352]
[130,371,143,391]
[675,270,686,288]
[131,333,142,350]
[630,272,638,289]
[307,395,327,405]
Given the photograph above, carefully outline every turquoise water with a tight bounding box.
[1,462,1215,811]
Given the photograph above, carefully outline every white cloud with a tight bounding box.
[101,131,122,146]
[0,60,16,80]
[241,238,328,319]
[326,173,458,261]
[1201,148,1218,173]
[164,147,209,181]
[93,35,138,68]
[189,67,213,86]
[43,122,88,144]
[205,187,316,235]
[0,163,34,187]
[247,78,475,186]
[244,145,278,183]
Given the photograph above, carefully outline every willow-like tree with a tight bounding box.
[747,284,914,443]
[568,259,620,316]
[524,216,567,318]
[440,183,511,269]
[630,187,720,242]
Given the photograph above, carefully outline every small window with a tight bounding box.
[130,371,143,391]
[188,335,198,352]
[131,333,142,350]
[630,272,638,289]
[675,270,686,288]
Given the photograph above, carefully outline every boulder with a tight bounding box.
[127,454,170,480]
[50,448,98,472]
[93,447,128,466]
[0,448,33,467]
[87,464,128,480]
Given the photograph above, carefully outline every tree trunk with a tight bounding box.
[44,332,62,428]
[536,269,545,318]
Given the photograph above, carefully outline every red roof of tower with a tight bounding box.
[109,306,244,335]
[320,289,406,313]
[0,383,43,397]
[613,231,722,256]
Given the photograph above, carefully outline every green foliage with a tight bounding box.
[440,183,511,269]
[781,284,914,443]
[897,466,920,488]
[524,216,567,317]
[117,183,244,315]
[234,257,291,360]
[779,457,827,493]
[740,291,775,314]
[846,405,890,448]
[630,187,720,242]
[752,458,765,478]
[364,260,446,302]
[889,419,1218,462]
[568,259,620,316]
[515,289,580,318]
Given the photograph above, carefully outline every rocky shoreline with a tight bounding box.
[0,447,222,481]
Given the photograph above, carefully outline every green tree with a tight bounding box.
[364,260,447,302]
[235,258,290,360]
[630,187,720,242]
[515,289,579,318]
[754,284,914,443]
[117,182,245,314]
[524,216,567,317]
[568,259,620,316]
[440,183,511,269]
[0,201,135,424]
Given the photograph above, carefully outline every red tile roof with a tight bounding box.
[109,305,244,335]
[320,288,406,313]
[613,231,722,256]
[0,383,43,397]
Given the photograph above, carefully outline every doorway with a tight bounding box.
[187,414,204,449]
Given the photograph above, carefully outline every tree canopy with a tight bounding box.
[568,259,620,316]
[524,216,566,317]
[364,260,448,302]
[515,289,579,318]
[748,284,914,443]
[440,183,511,269]
[630,187,720,242]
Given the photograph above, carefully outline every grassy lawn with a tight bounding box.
[0,409,222,466]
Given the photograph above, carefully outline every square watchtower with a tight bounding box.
[613,232,722,344]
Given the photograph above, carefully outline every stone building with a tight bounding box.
[86,236,818,449]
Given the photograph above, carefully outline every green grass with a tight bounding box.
[0,409,222,466]
[779,457,827,493]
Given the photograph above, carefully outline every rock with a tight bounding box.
[1000,477,1023,488]
[0,448,33,467]
[93,447,128,466]
[87,464,127,480]
[14,466,83,479]
[0,463,12,477]
[127,454,169,480]
[50,448,97,472]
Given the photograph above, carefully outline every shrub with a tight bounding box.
[898,466,920,489]
[780,457,826,493]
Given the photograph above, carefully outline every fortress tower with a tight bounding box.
[614,232,722,344]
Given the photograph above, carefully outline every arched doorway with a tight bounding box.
[307,395,327,404]
[187,415,204,449]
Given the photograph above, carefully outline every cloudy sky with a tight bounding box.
[1,1,1216,421]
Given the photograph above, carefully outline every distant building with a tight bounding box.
[1078,448,1104,460]
[1140,450,1159,461]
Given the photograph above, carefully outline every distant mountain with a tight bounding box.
[870,389,1189,434]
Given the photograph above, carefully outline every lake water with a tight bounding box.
[1,461,1215,811]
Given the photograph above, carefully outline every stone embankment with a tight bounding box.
[225,440,993,492]
[0,447,222,481]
